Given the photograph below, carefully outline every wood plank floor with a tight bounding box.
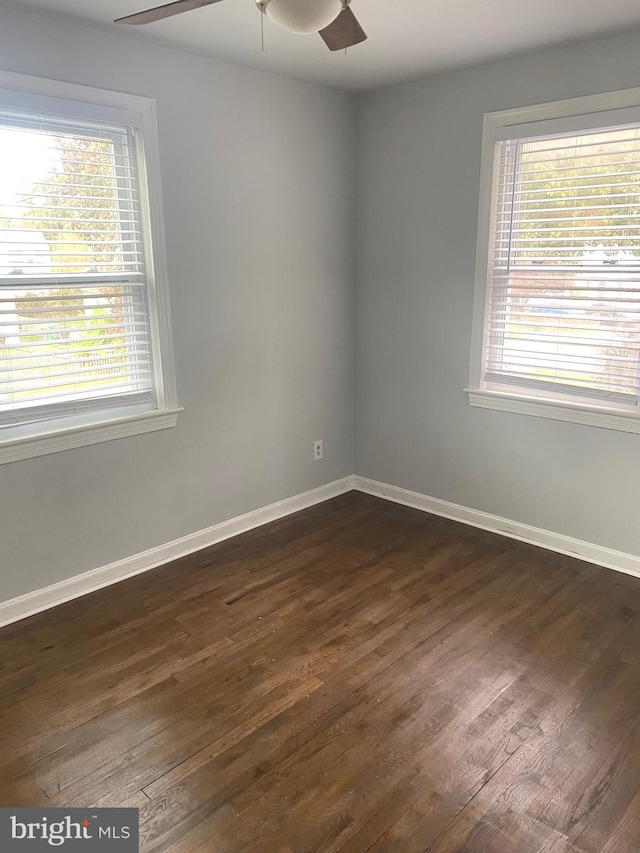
[2,492,640,852]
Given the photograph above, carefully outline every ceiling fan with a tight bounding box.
[114,0,367,52]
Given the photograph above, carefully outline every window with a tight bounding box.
[0,71,179,462]
[469,89,640,433]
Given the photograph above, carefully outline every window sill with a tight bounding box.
[466,388,640,434]
[0,407,183,464]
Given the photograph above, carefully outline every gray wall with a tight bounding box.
[355,31,640,557]
[0,6,356,601]
[4,9,640,605]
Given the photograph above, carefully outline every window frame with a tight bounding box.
[0,70,180,463]
[468,86,640,434]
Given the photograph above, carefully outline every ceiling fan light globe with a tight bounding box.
[265,0,342,34]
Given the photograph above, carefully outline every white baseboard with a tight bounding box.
[354,476,640,580]
[4,472,638,628]
[0,476,355,628]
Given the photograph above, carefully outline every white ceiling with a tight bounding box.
[8,0,640,91]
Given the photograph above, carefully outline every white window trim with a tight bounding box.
[0,70,181,463]
[468,86,640,434]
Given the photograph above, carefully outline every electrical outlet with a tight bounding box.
[313,440,323,461]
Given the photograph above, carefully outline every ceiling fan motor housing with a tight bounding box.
[257,0,343,34]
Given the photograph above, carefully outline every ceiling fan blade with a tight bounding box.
[115,0,223,25]
[319,7,367,51]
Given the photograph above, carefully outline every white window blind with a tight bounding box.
[0,115,157,428]
[484,124,640,408]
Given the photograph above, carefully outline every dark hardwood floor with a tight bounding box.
[2,492,640,852]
